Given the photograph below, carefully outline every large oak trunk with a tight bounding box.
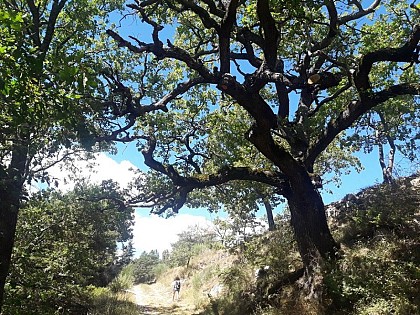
[285,172,339,268]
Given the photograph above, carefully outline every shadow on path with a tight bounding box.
[137,303,202,315]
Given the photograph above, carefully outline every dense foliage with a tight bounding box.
[3,181,134,315]
[131,250,160,284]
[0,0,124,309]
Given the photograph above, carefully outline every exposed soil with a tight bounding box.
[131,282,201,315]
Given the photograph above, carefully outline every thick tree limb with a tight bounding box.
[40,0,68,54]
[256,0,279,69]
[170,0,220,30]
[135,135,290,213]
[155,77,209,108]
[339,0,381,24]
[106,29,151,54]
[373,82,420,103]
[307,83,420,167]
[354,24,420,91]
[200,0,225,18]
[107,29,216,80]
[306,25,420,167]
[219,0,239,73]
[142,140,288,188]
[311,0,338,52]
[25,0,41,47]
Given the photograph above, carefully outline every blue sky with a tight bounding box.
[107,138,415,251]
[46,135,415,256]
[62,0,418,255]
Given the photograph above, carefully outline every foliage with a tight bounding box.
[213,214,270,250]
[243,218,299,278]
[200,265,255,315]
[325,237,419,315]
[0,0,124,309]
[167,225,218,268]
[131,250,160,284]
[323,176,420,315]
[3,181,134,314]
[335,175,420,243]
[349,1,420,181]
[109,265,135,293]
[0,0,122,163]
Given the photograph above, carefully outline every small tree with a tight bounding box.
[132,250,160,284]
[169,225,217,267]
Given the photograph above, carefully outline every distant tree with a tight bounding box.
[213,214,265,249]
[352,102,419,184]
[4,181,134,314]
[345,10,420,183]
[162,249,171,262]
[132,250,160,283]
[169,225,217,267]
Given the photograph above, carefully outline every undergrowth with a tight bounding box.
[87,287,139,315]
[197,175,420,315]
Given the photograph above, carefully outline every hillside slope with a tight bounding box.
[126,174,419,315]
[182,175,419,315]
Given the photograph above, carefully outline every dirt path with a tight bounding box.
[131,282,201,315]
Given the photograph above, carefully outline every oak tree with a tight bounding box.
[102,0,420,285]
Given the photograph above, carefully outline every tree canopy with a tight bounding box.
[100,0,419,280]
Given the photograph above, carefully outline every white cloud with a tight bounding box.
[43,152,214,256]
[132,211,213,256]
[46,152,138,191]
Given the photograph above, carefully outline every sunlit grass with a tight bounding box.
[88,287,139,315]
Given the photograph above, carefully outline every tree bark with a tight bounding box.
[0,145,28,312]
[377,112,396,184]
[0,187,20,313]
[261,196,276,231]
[285,170,339,268]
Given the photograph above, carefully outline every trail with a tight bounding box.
[130,282,201,315]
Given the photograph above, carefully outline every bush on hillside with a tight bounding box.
[199,265,254,315]
[333,176,419,244]
[243,218,299,279]
[324,235,419,315]
[109,265,134,293]
[323,176,420,315]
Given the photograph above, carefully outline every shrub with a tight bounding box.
[88,287,139,315]
[109,268,134,293]
[324,231,419,314]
